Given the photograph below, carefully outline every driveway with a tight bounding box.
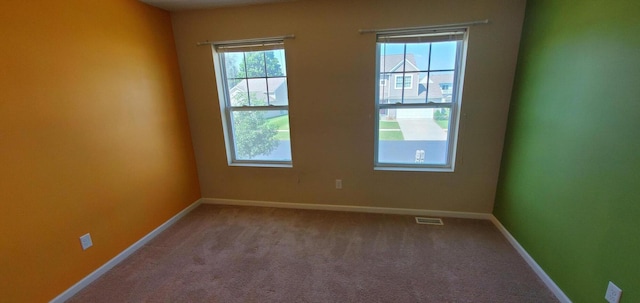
[396,118,447,140]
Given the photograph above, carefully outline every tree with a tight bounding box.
[239,51,284,78]
[232,93,278,159]
[433,108,450,121]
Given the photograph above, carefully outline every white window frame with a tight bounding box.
[374,28,468,172]
[394,74,413,89]
[212,39,292,167]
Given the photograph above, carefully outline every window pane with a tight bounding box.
[265,49,286,77]
[247,78,268,106]
[244,51,266,78]
[377,108,450,165]
[401,74,421,104]
[375,31,465,170]
[216,42,291,166]
[224,52,246,79]
[405,43,430,71]
[428,71,455,103]
[379,43,406,73]
[395,75,404,88]
[267,78,288,105]
[228,80,249,106]
[415,72,429,103]
[388,76,401,103]
[231,110,291,161]
[430,41,457,70]
[379,73,392,104]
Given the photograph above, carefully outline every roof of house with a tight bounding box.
[380,54,419,73]
[230,78,286,93]
[229,77,287,105]
[421,73,453,85]
[418,73,454,100]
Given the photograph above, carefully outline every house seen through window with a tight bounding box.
[375,28,467,171]
[213,40,292,166]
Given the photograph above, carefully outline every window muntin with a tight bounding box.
[375,29,467,171]
[214,41,292,166]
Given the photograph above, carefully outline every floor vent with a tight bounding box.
[415,217,444,225]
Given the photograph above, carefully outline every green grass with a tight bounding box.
[379,119,404,140]
[435,119,449,129]
[379,120,401,130]
[267,115,289,130]
[380,131,404,140]
[272,130,289,140]
[267,114,290,140]
[266,115,407,141]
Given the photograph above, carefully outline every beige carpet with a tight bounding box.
[68,205,558,302]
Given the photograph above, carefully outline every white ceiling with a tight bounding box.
[139,0,292,11]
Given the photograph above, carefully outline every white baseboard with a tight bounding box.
[201,198,492,220]
[50,199,202,303]
[490,215,571,303]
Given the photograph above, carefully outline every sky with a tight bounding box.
[380,41,458,71]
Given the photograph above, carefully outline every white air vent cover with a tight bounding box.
[415,217,444,225]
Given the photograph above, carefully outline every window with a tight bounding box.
[212,39,292,166]
[375,28,467,171]
[394,75,413,89]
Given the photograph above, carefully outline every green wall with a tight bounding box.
[494,0,640,302]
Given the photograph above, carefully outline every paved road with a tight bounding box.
[378,140,447,164]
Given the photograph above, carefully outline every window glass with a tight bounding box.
[231,110,291,161]
[375,30,466,171]
[377,108,450,165]
[215,42,292,165]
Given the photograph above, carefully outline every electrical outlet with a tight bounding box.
[605,281,622,303]
[335,179,342,189]
[80,233,93,250]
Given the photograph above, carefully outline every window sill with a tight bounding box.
[374,166,454,173]
[229,162,293,168]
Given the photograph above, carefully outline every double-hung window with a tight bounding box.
[375,28,468,171]
[394,75,413,89]
[213,39,292,166]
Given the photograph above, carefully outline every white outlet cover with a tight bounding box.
[605,281,622,303]
[80,233,93,250]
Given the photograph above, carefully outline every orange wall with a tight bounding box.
[0,1,200,301]
[172,0,526,213]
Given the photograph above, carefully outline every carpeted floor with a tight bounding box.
[68,205,558,302]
